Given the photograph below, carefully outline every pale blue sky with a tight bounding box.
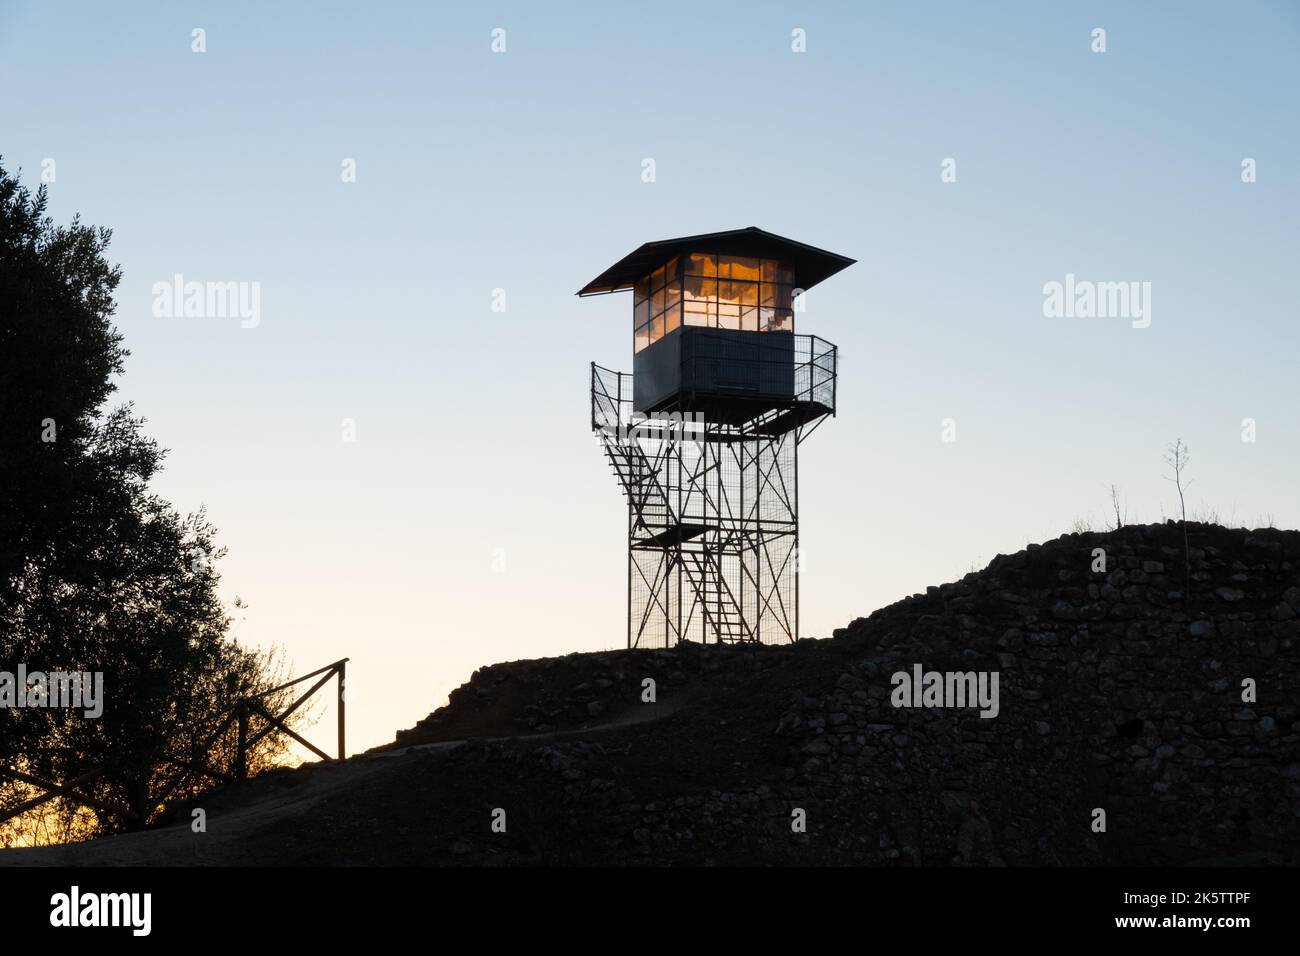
[3,1,1297,751]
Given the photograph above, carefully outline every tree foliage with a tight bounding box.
[0,161,296,844]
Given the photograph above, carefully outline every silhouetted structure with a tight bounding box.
[581,227,853,647]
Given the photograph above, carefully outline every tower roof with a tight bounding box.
[575,226,855,297]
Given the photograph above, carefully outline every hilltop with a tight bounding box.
[4,522,1297,866]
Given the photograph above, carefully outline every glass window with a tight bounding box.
[684,291,714,324]
[721,256,761,282]
[716,279,736,307]
[718,299,740,330]
[766,308,793,333]
[663,303,682,335]
[760,282,792,310]
[635,321,651,352]
[663,279,681,311]
[644,257,793,337]
[684,302,713,326]
[684,275,715,304]
[686,253,717,277]
[718,279,758,311]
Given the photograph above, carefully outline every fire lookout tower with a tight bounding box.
[581,227,853,648]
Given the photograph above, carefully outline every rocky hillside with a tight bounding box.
[6,522,1296,866]
[367,520,1298,866]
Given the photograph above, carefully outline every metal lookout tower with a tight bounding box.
[581,227,853,648]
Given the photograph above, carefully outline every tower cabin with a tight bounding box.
[577,227,854,430]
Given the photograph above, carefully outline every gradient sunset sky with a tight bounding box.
[3,0,1297,752]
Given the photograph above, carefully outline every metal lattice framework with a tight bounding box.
[591,335,837,647]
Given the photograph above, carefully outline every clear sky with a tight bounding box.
[3,1,1297,753]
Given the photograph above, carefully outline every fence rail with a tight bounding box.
[0,657,348,832]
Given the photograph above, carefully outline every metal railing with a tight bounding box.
[679,331,837,413]
[798,334,838,411]
[591,362,629,434]
[591,332,838,431]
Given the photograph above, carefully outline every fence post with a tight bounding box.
[337,660,346,761]
[235,701,248,782]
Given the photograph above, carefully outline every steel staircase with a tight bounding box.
[681,550,752,643]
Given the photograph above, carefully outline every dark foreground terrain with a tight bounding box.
[4,522,1297,866]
